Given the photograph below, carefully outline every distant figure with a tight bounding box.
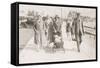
[66,21,71,38]
[66,23,70,33]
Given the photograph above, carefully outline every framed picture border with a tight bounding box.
[11,2,98,66]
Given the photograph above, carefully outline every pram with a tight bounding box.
[45,32,65,53]
[53,32,65,52]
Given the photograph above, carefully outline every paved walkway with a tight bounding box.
[19,31,96,64]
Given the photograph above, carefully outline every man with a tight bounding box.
[71,13,84,52]
[48,17,54,44]
[53,15,61,33]
[33,15,41,46]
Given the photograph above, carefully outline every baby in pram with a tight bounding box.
[49,32,65,52]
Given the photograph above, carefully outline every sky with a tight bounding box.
[19,4,96,18]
